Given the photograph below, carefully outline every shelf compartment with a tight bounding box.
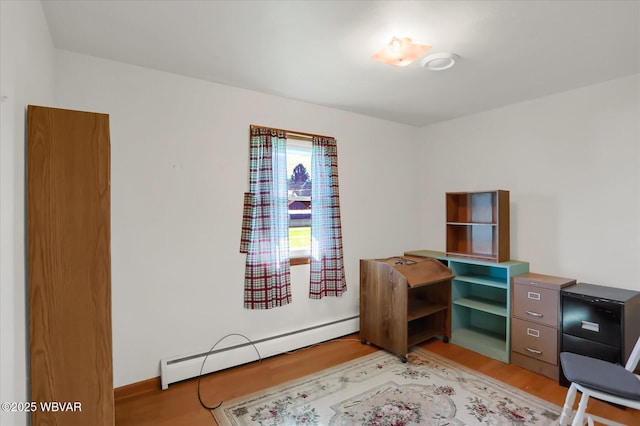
[452,297,507,317]
[453,280,507,315]
[447,191,497,224]
[450,327,509,363]
[454,274,507,289]
[407,300,448,322]
[451,305,509,362]
[408,316,446,346]
[408,327,441,347]
[452,304,507,337]
[449,262,508,289]
[447,224,497,260]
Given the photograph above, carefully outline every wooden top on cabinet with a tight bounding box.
[405,250,527,268]
[368,256,453,288]
[512,272,576,290]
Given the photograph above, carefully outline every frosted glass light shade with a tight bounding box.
[372,37,432,67]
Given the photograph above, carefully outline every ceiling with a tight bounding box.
[41,0,640,127]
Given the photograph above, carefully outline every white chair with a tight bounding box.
[559,336,640,426]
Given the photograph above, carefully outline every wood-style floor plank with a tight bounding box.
[115,335,638,425]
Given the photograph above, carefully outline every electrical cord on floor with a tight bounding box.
[197,333,360,420]
[196,333,262,411]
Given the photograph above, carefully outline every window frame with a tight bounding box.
[287,137,312,264]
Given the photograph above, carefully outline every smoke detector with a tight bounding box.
[420,52,459,71]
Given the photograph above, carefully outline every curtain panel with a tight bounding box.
[310,136,347,298]
[240,127,291,309]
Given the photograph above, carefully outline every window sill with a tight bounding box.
[291,256,310,266]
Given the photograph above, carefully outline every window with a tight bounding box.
[241,125,346,309]
[287,139,312,261]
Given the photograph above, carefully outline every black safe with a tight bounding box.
[559,282,640,387]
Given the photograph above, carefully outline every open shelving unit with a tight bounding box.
[405,250,529,363]
[446,190,509,262]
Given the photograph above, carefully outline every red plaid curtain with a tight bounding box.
[309,136,346,298]
[240,127,291,309]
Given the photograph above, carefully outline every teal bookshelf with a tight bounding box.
[405,249,529,363]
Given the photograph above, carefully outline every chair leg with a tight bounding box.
[559,383,577,426]
[571,392,590,426]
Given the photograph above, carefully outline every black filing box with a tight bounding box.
[559,282,640,387]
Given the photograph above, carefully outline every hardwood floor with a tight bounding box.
[115,335,637,425]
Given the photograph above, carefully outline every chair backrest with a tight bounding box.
[625,336,640,372]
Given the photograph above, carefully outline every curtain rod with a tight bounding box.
[250,124,334,140]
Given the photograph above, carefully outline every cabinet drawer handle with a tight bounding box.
[525,310,543,318]
[525,347,542,355]
[581,321,600,332]
[527,291,541,300]
[527,328,540,338]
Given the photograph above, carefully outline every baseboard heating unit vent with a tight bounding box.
[160,315,359,390]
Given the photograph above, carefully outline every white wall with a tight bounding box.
[53,50,422,387]
[0,2,56,425]
[4,1,640,401]
[417,74,640,290]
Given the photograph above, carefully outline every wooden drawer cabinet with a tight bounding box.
[511,272,575,380]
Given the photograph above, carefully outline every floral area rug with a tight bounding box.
[212,347,561,425]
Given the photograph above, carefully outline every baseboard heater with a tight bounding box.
[159,315,359,390]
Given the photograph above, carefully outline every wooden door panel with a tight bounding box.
[27,105,113,426]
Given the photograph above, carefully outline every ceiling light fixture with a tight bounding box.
[372,37,431,67]
[420,52,459,71]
